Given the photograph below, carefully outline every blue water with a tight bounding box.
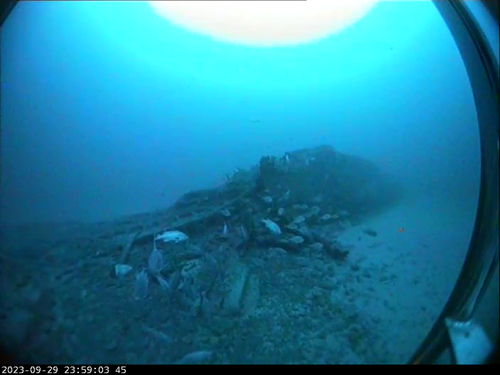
[1,0,480,224]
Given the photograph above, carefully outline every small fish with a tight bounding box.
[262,219,281,235]
[223,222,228,236]
[155,230,189,243]
[175,350,213,365]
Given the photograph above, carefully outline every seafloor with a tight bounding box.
[0,146,481,364]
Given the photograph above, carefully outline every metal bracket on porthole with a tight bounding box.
[445,318,494,364]
[409,0,499,364]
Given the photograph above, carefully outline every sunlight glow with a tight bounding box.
[149,0,379,46]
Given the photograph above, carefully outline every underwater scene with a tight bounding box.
[0,0,490,364]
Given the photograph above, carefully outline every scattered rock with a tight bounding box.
[310,206,321,216]
[105,338,118,351]
[262,196,273,204]
[268,247,288,257]
[289,236,304,244]
[241,274,260,317]
[340,220,352,229]
[222,261,249,315]
[293,215,306,224]
[306,286,324,301]
[142,324,173,345]
[0,144,405,364]
[175,350,213,365]
[310,242,324,251]
[114,264,133,278]
[338,210,349,218]
[320,214,332,221]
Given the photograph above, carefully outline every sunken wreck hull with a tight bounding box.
[157,145,404,262]
[169,145,403,235]
[0,145,405,364]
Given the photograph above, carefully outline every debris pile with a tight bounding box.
[1,145,403,364]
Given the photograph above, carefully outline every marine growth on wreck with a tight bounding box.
[1,145,404,364]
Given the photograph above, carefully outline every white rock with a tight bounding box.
[115,264,133,278]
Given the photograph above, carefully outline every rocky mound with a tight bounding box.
[0,145,403,364]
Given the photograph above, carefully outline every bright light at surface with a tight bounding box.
[72,1,435,89]
[149,0,379,46]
